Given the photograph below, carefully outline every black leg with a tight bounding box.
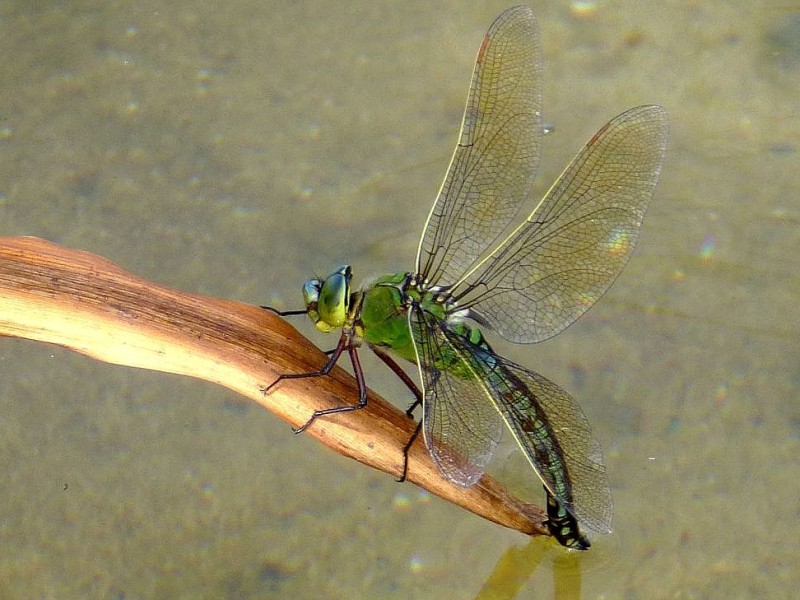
[370,345,422,416]
[260,305,307,316]
[397,420,423,483]
[260,306,372,433]
[292,342,370,433]
[369,345,426,482]
[263,332,348,393]
[262,333,350,430]
[370,346,422,483]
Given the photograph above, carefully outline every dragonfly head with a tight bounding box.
[302,265,352,333]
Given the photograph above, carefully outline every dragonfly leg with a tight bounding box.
[369,345,422,415]
[261,332,358,432]
[259,305,307,317]
[292,340,369,434]
[263,331,348,391]
[369,345,425,481]
[396,421,422,483]
[404,399,421,418]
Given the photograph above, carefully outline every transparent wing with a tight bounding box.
[416,6,542,288]
[408,307,504,486]
[436,320,613,534]
[484,353,612,533]
[454,105,669,343]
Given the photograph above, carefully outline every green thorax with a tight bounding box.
[359,272,487,370]
[358,272,437,362]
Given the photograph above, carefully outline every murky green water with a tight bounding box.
[1,1,798,597]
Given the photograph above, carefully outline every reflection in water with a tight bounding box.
[475,537,583,600]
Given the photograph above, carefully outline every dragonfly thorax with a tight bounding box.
[408,275,458,314]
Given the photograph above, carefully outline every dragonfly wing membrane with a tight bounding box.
[409,308,504,486]
[492,358,613,534]
[439,324,613,534]
[416,6,543,287]
[457,105,669,343]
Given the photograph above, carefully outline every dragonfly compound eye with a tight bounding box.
[317,270,351,329]
[302,278,328,331]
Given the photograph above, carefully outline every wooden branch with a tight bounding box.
[0,236,548,536]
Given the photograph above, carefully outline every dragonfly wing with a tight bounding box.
[492,357,613,534]
[416,6,542,288]
[438,325,613,534]
[408,307,504,486]
[456,105,669,343]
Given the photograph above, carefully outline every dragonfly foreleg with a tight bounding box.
[259,305,307,317]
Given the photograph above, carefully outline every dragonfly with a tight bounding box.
[267,6,668,549]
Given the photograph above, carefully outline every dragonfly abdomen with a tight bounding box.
[435,318,592,544]
[545,488,591,550]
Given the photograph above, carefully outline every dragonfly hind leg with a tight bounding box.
[370,345,424,482]
[397,422,422,483]
[369,345,422,415]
